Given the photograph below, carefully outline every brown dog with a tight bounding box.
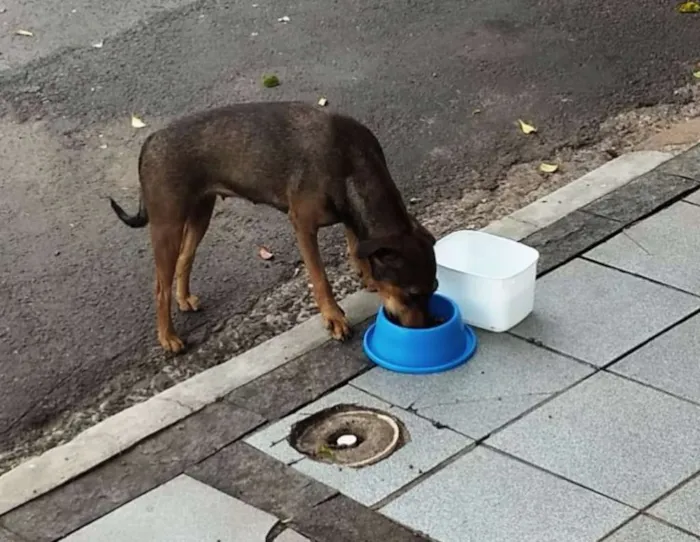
[110,101,438,354]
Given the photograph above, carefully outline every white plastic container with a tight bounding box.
[434,230,540,332]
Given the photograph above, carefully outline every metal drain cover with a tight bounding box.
[288,404,408,468]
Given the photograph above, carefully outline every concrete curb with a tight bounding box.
[0,150,675,516]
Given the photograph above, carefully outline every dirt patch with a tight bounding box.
[1,85,699,474]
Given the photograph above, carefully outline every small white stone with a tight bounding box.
[336,434,357,447]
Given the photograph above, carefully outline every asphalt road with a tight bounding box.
[0,0,699,454]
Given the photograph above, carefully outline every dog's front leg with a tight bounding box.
[289,209,352,341]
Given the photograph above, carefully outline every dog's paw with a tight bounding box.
[323,308,353,342]
[177,294,201,312]
[159,333,186,354]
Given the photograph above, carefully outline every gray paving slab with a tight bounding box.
[276,529,312,542]
[488,372,700,508]
[61,474,278,541]
[511,258,700,366]
[381,446,633,542]
[351,332,592,439]
[611,314,700,405]
[292,494,432,542]
[0,527,24,542]
[684,188,700,206]
[603,516,699,542]
[245,385,471,506]
[586,201,700,295]
[649,475,700,536]
[1,402,265,542]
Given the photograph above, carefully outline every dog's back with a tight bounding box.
[138,102,392,213]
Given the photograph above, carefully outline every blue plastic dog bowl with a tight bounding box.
[363,293,478,375]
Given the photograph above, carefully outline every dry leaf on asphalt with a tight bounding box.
[258,246,274,260]
[15,29,33,36]
[318,97,328,107]
[277,15,290,22]
[92,40,104,48]
[539,162,559,173]
[131,115,146,128]
[694,71,700,79]
[262,74,280,88]
[677,1,700,12]
[517,119,537,134]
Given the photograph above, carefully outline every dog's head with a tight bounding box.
[357,217,438,328]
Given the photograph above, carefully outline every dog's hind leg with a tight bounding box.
[175,196,216,312]
[151,221,186,353]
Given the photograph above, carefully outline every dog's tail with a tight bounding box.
[109,194,149,228]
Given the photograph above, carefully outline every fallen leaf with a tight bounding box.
[262,74,280,88]
[130,115,146,128]
[92,40,104,48]
[409,197,421,204]
[677,1,700,12]
[317,97,328,107]
[472,108,482,115]
[539,162,559,173]
[694,70,700,79]
[316,444,334,459]
[15,29,33,36]
[517,119,537,134]
[277,15,290,22]
[258,246,274,260]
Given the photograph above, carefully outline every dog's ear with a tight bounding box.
[356,237,405,283]
[408,215,436,246]
[356,237,401,260]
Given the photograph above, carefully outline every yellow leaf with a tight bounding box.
[15,29,34,37]
[131,115,146,129]
[258,246,274,260]
[677,1,700,12]
[539,162,559,174]
[518,119,537,134]
[693,70,700,79]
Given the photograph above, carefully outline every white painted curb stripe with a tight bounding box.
[0,150,675,516]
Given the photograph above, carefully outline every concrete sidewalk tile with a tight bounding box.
[522,211,621,275]
[246,386,471,506]
[658,143,700,180]
[0,527,25,542]
[684,188,700,205]
[611,314,700,405]
[381,446,633,542]
[586,201,700,295]
[488,373,700,508]
[227,320,371,421]
[511,258,700,366]
[276,530,311,542]
[293,494,431,542]
[602,516,698,542]
[187,441,336,520]
[649,475,700,536]
[583,167,699,226]
[352,332,592,439]
[510,151,673,230]
[0,403,264,542]
[62,474,277,541]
